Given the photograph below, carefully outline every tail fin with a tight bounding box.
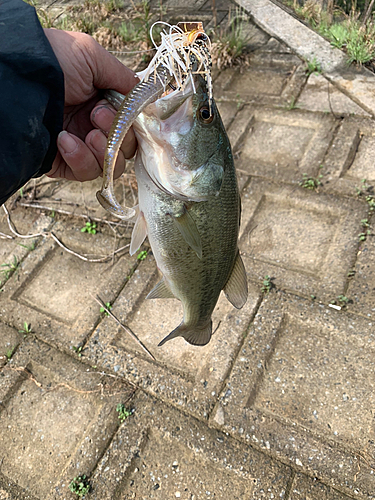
[158,320,212,347]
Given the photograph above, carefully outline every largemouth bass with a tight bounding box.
[98,24,247,346]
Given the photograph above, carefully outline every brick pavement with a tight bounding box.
[1,1,375,499]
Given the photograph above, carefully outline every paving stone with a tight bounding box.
[0,207,51,288]
[89,391,292,499]
[0,323,23,369]
[324,116,375,196]
[328,67,375,117]
[233,107,336,183]
[0,219,136,352]
[297,73,371,117]
[213,33,307,107]
[31,174,137,231]
[346,235,375,319]
[85,253,261,419]
[239,178,366,302]
[290,473,355,500]
[210,291,375,499]
[0,338,134,499]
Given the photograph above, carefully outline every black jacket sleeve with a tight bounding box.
[0,0,64,206]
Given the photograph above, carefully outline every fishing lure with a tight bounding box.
[97,22,213,218]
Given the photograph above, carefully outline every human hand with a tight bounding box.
[43,29,138,181]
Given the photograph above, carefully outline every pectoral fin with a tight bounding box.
[223,252,248,309]
[172,208,202,259]
[129,210,148,256]
[146,278,176,299]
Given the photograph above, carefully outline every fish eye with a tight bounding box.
[198,106,214,124]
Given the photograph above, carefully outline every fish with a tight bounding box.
[98,24,247,346]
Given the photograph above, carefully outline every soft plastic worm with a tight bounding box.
[97,66,172,219]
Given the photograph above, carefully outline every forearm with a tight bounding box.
[0,0,64,205]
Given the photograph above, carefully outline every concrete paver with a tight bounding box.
[210,291,375,498]
[89,391,293,499]
[1,1,375,498]
[233,107,335,183]
[0,338,134,499]
[239,179,366,302]
[85,253,261,419]
[0,218,136,352]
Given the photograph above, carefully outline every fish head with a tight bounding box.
[133,75,230,202]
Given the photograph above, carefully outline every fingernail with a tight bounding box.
[58,131,78,154]
[90,130,107,153]
[91,105,116,127]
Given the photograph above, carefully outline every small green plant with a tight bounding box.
[18,321,32,334]
[137,250,148,261]
[235,93,244,110]
[72,345,83,357]
[356,178,371,196]
[5,345,16,360]
[116,403,132,422]
[100,302,112,316]
[118,20,141,43]
[17,241,35,251]
[305,57,322,75]
[81,221,97,234]
[285,96,299,110]
[211,8,253,69]
[261,275,273,294]
[299,172,323,190]
[69,475,91,497]
[347,268,356,277]
[337,295,349,305]
[310,294,316,300]
[366,195,375,212]
[1,255,19,280]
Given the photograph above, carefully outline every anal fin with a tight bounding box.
[146,278,176,300]
[223,252,248,309]
[172,207,202,259]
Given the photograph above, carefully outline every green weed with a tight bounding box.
[81,221,97,234]
[285,96,299,110]
[17,241,35,251]
[1,255,19,281]
[18,321,32,334]
[305,57,322,75]
[72,345,83,357]
[5,346,16,360]
[261,275,273,294]
[211,8,253,69]
[337,295,349,305]
[116,403,133,422]
[69,475,91,497]
[118,21,141,43]
[137,250,148,261]
[299,172,323,190]
[100,302,112,316]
